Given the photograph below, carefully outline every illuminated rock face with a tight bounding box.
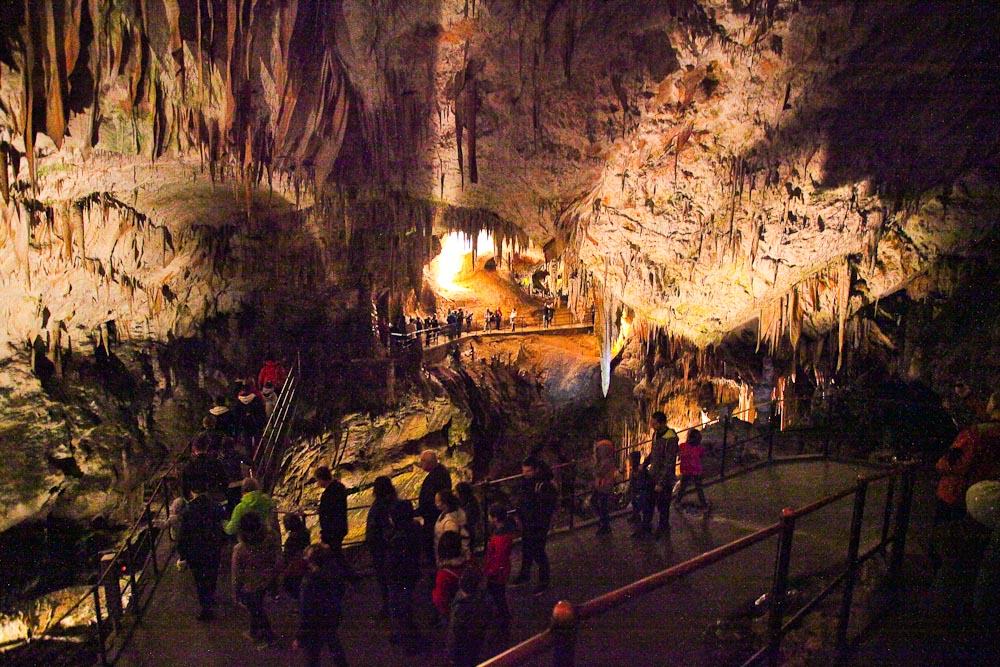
[0,0,996,361]
[0,2,997,524]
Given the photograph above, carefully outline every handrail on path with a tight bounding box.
[478,460,919,667]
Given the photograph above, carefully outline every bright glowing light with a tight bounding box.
[434,231,493,291]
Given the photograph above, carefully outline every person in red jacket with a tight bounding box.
[258,359,288,392]
[431,530,467,623]
[936,394,1000,522]
[674,429,709,509]
[484,503,514,629]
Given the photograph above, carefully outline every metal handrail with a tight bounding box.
[14,440,193,665]
[478,460,920,667]
[253,354,301,491]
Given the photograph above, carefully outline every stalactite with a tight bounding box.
[836,258,850,371]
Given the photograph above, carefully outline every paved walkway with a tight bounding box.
[116,459,942,667]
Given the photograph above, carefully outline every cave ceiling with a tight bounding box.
[0,0,997,360]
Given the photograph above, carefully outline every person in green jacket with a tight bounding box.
[225,477,279,536]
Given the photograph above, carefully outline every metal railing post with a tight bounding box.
[767,422,776,462]
[719,415,729,478]
[823,392,832,459]
[889,466,914,583]
[552,601,578,667]
[837,477,868,652]
[125,539,139,614]
[93,587,110,666]
[100,552,124,627]
[881,476,897,545]
[145,508,159,575]
[767,508,796,667]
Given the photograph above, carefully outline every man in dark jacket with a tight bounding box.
[386,500,424,652]
[177,481,228,620]
[634,410,678,539]
[316,465,348,548]
[180,435,228,501]
[417,450,452,565]
[512,456,558,595]
[293,543,349,667]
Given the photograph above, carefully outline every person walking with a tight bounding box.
[366,476,397,616]
[385,500,424,653]
[449,565,490,667]
[315,466,350,571]
[293,543,349,667]
[512,456,558,595]
[281,513,311,601]
[674,429,709,509]
[634,411,678,539]
[509,307,517,331]
[592,437,618,534]
[231,512,280,649]
[225,477,279,537]
[180,434,227,502]
[417,450,452,565]
[176,480,228,621]
[483,503,514,629]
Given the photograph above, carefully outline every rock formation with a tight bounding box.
[0,0,998,575]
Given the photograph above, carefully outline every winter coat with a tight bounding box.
[678,441,705,476]
[432,557,467,616]
[449,588,490,667]
[234,392,267,439]
[180,454,228,500]
[386,521,422,587]
[296,564,347,640]
[484,526,514,585]
[177,494,227,566]
[418,463,452,523]
[258,361,287,390]
[593,439,618,493]
[365,496,395,563]
[517,467,558,533]
[319,479,349,546]
[435,509,470,562]
[936,422,1000,506]
[645,427,679,488]
[282,527,311,579]
[231,529,280,595]
[224,490,279,536]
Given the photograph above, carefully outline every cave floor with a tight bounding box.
[116,459,981,667]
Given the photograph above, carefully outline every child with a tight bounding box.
[293,543,348,667]
[483,503,514,628]
[432,531,467,623]
[592,437,618,534]
[231,512,280,648]
[675,429,709,508]
[626,451,647,524]
[281,513,311,600]
[449,565,490,667]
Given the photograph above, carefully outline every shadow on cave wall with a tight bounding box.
[751,0,1000,198]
